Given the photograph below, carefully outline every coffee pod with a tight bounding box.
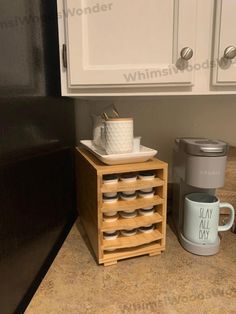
[139,207,155,216]
[139,190,155,198]
[120,172,138,183]
[139,171,156,180]
[103,231,119,252]
[121,229,137,237]
[123,190,136,195]
[103,174,119,185]
[104,211,118,217]
[120,210,137,219]
[140,188,153,193]
[103,194,119,203]
[104,230,119,236]
[103,192,118,198]
[103,213,119,222]
[121,192,137,201]
[139,224,155,233]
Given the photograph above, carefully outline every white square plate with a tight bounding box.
[80,140,158,165]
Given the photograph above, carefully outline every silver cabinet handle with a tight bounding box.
[224,46,236,59]
[180,47,193,61]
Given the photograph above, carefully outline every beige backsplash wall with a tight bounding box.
[75,95,236,177]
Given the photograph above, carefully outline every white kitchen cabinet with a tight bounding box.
[63,0,196,88]
[57,0,236,96]
[58,0,197,95]
[212,0,236,86]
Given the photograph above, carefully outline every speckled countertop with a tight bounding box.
[26,220,236,314]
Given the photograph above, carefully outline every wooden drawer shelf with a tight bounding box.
[102,195,164,213]
[102,229,163,251]
[102,243,162,265]
[101,178,164,193]
[76,147,168,266]
[101,212,163,232]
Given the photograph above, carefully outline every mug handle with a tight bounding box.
[218,203,235,232]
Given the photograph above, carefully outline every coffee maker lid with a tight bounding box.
[176,138,228,156]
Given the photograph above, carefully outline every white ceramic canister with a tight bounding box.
[133,137,141,152]
[104,118,133,154]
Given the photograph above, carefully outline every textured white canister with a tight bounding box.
[105,118,133,154]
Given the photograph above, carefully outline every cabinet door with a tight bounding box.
[63,0,197,88]
[212,0,236,86]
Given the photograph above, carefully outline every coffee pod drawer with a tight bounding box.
[101,210,163,232]
[76,147,168,266]
[102,226,163,251]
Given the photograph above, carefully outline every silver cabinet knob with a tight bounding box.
[224,46,236,59]
[180,47,193,61]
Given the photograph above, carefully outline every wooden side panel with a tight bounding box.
[161,166,168,249]
[76,150,99,260]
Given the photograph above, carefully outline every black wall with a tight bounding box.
[0,0,61,96]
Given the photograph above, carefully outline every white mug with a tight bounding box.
[104,118,133,154]
[184,193,235,244]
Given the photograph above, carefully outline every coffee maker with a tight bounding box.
[173,138,229,256]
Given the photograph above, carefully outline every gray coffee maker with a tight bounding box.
[173,138,228,255]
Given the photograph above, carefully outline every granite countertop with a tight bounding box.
[26,220,236,314]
